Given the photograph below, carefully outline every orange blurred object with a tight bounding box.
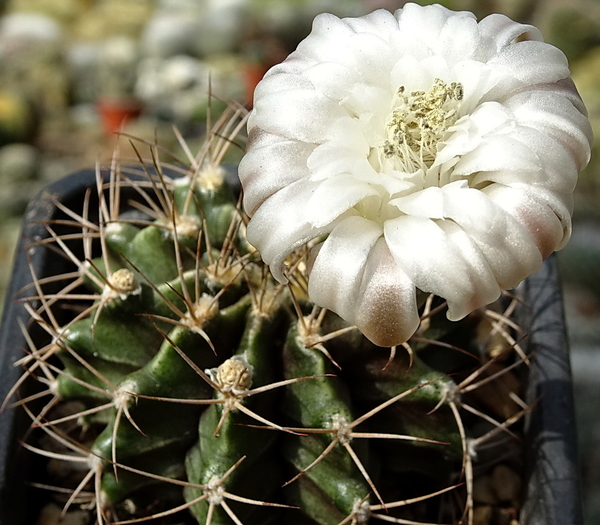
[96,97,143,135]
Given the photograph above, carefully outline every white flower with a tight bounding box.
[239,4,593,347]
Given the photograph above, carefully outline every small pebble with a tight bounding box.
[473,474,496,505]
[35,503,89,525]
[473,505,493,525]
[490,464,522,505]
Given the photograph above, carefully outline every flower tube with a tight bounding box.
[239,3,593,347]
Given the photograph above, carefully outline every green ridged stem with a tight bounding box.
[63,313,160,368]
[282,322,371,522]
[184,306,285,525]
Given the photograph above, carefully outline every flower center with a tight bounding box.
[381,78,463,174]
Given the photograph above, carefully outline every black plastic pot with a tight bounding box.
[520,255,583,525]
[0,170,583,525]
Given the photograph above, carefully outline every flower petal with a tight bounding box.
[297,12,398,87]
[308,216,382,323]
[434,101,514,166]
[435,220,501,319]
[438,14,480,64]
[396,3,471,50]
[246,179,356,281]
[451,60,511,113]
[477,13,543,57]
[488,40,570,85]
[504,88,592,169]
[354,239,419,347]
[440,185,543,289]
[308,217,419,346]
[239,129,315,215]
[472,125,578,194]
[307,140,371,182]
[305,175,380,228]
[302,61,363,102]
[254,71,315,99]
[389,55,431,92]
[451,134,541,176]
[384,214,481,318]
[387,184,543,315]
[483,183,571,255]
[251,88,357,144]
[312,73,391,125]
[389,185,448,219]
[338,32,398,87]
[296,13,356,63]
[343,8,400,36]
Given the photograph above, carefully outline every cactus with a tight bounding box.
[4,0,592,517]
[5,101,531,525]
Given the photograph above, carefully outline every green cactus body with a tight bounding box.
[281,321,372,523]
[63,313,159,367]
[15,115,527,525]
[184,305,285,525]
[172,178,237,247]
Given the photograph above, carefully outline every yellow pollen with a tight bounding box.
[382,78,463,172]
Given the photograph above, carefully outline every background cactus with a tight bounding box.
[5,103,529,525]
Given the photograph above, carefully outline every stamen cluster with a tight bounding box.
[382,79,463,172]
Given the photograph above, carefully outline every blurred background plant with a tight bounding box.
[0,0,598,523]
